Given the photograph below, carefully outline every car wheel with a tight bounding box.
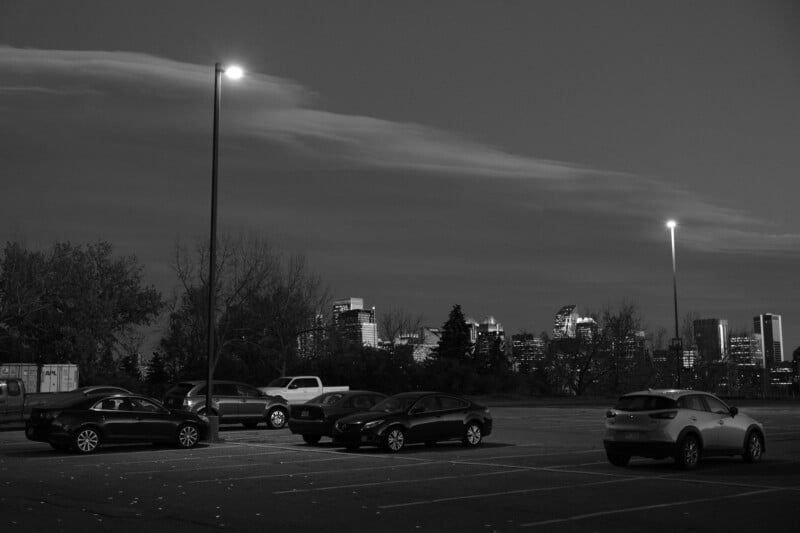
[383,427,405,453]
[73,427,101,454]
[676,434,700,470]
[743,431,764,463]
[302,434,321,445]
[606,452,631,467]
[462,422,483,447]
[267,407,288,429]
[176,424,200,449]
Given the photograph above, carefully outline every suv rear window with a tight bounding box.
[614,395,677,411]
[164,383,195,397]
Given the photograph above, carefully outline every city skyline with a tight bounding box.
[2,2,799,352]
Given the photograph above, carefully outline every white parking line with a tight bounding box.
[188,461,439,484]
[520,488,783,527]
[378,475,648,509]
[128,453,363,475]
[273,467,532,494]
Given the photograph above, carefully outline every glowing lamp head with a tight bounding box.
[225,65,244,80]
[666,220,677,229]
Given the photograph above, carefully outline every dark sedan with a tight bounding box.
[332,391,492,452]
[25,394,208,454]
[289,390,386,444]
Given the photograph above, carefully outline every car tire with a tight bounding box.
[606,452,631,467]
[267,407,288,429]
[73,427,101,454]
[675,434,700,470]
[302,434,321,445]
[743,431,764,463]
[176,423,200,449]
[462,422,483,447]
[383,426,405,453]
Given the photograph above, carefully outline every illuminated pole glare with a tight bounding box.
[667,220,680,388]
[206,62,242,440]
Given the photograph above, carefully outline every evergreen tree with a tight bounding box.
[436,304,473,361]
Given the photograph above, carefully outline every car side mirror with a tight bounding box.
[289,384,298,390]
[410,407,425,415]
[730,406,738,417]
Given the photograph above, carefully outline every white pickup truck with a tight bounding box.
[258,376,349,404]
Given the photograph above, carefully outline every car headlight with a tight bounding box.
[363,419,384,430]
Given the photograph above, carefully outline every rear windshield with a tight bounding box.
[164,383,195,397]
[614,395,677,412]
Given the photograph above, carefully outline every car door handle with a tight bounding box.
[718,420,725,425]
[689,416,697,422]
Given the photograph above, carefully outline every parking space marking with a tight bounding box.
[520,488,783,527]
[127,453,364,475]
[188,460,439,484]
[273,467,532,494]
[378,475,649,509]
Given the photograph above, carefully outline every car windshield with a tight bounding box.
[614,395,677,411]
[267,378,293,387]
[309,392,345,406]
[370,394,421,413]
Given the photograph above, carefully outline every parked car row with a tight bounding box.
[290,390,493,453]
[20,379,766,470]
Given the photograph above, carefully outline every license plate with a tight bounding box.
[301,410,309,418]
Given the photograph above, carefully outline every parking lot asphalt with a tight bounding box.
[2,403,799,532]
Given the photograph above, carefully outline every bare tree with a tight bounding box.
[378,306,424,351]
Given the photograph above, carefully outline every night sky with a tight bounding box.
[2,1,799,352]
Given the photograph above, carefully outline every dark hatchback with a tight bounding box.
[289,390,386,444]
[332,391,492,452]
[26,394,209,454]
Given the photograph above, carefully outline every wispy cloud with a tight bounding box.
[1,46,799,255]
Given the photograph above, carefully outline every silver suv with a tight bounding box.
[603,389,765,469]
[163,380,289,429]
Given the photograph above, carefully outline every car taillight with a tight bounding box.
[649,411,678,420]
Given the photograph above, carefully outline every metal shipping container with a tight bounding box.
[39,364,79,393]
[0,363,38,392]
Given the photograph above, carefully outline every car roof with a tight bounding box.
[622,389,716,400]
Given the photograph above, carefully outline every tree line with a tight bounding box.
[3,237,774,399]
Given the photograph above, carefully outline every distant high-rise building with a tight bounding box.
[729,334,759,365]
[693,318,729,362]
[575,317,598,341]
[333,297,377,347]
[511,333,546,373]
[553,305,578,339]
[475,316,504,358]
[753,313,784,366]
[332,297,363,326]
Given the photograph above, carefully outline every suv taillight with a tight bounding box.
[649,411,678,420]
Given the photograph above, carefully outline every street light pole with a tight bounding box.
[206,63,243,441]
[667,220,681,388]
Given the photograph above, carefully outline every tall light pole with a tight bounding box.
[667,220,681,388]
[206,63,243,441]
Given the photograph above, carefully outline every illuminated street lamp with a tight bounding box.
[206,63,243,440]
[667,220,681,388]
